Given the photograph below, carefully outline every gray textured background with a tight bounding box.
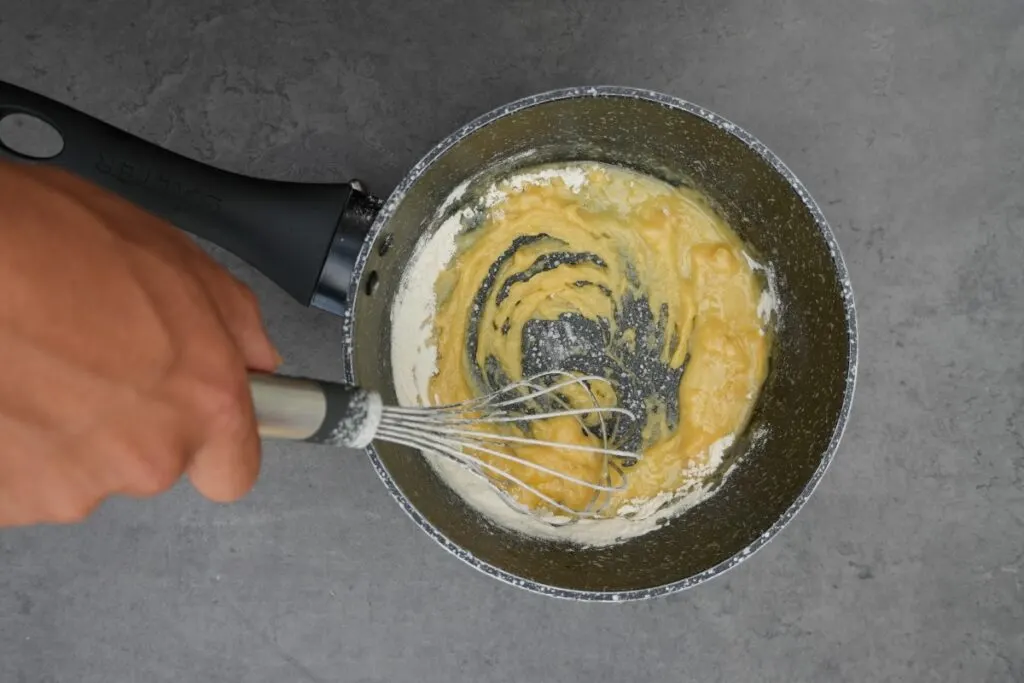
[1,1,1022,681]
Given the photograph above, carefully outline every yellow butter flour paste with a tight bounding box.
[426,161,771,518]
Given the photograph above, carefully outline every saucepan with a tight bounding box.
[0,81,857,600]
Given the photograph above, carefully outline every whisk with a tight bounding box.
[250,371,641,519]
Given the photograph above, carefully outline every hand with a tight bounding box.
[0,162,280,526]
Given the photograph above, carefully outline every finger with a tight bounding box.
[40,487,103,524]
[193,266,281,372]
[0,468,104,526]
[0,490,36,527]
[0,434,99,526]
[99,412,192,499]
[187,413,262,503]
[185,370,263,503]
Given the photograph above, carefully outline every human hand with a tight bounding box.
[0,162,280,526]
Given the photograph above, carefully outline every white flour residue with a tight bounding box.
[505,165,588,194]
[391,204,463,407]
[757,288,775,324]
[481,165,588,210]
[743,250,780,327]
[436,179,470,217]
[425,432,739,547]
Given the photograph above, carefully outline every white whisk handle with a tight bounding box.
[249,373,383,449]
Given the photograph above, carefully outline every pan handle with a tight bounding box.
[0,80,380,314]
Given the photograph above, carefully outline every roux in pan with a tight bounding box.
[427,162,771,517]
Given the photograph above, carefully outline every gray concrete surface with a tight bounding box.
[0,0,1022,681]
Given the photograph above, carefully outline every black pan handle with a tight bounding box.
[0,80,381,314]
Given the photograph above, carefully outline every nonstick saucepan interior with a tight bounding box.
[0,83,857,600]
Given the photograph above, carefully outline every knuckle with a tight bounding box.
[130,450,186,495]
[236,282,260,311]
[50,497,98,524]
[232,283,263,327]
[192,371,250,430]
[209,268,258,314]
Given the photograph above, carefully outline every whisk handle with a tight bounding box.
[248,373,383,449]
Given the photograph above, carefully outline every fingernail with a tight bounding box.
[271,346,284,367]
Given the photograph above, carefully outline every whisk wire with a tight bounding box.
[377,419,638,459]
[377,370,639,522]
[518,372,620,517]
[375,423,626,493]
[375,427,617,518]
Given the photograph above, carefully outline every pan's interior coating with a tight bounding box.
[349,92,853,594]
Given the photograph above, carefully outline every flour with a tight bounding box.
[498,165,588,197]
[475,165,589,221]
[743,250,780,326]
[392,165,589,408]
[421,432,738,547]
[390,204,463,408]
[437,178,470,216]
[390,164,772,547]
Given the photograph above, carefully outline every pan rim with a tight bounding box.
[343,85,859,601]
